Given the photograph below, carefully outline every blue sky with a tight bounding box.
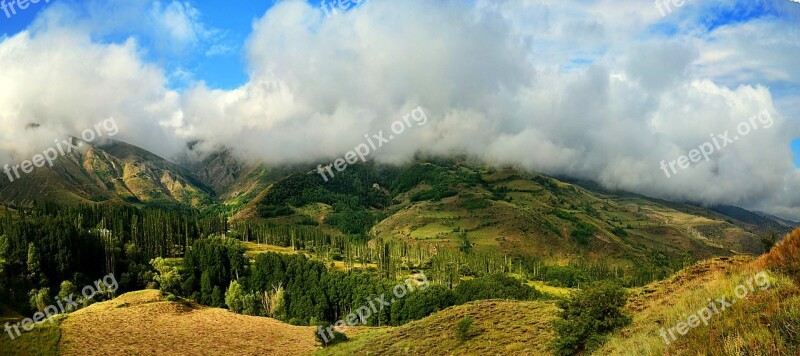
[1,0,278,89]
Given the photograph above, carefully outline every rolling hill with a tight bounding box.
[0,290,318,356]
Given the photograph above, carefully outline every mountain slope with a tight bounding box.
[319,299,559,355]
[0,139,214,209]
[231,160,786,279]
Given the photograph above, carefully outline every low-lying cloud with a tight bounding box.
[1,0,799,219]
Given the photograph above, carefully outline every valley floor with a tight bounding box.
[3,249,798,355]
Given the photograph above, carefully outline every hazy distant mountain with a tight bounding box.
[0,139,214,209]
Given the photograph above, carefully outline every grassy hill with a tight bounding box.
[1,290,318,356]
[319,232,800,355]
[600,234,800,354]
[319,299,559,355]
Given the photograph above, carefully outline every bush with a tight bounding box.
[455,316,475,342]
[315,321,348,347]
[611,226,627,237]
[455,274,541,303]
[551,281,631,356]
[571,222,596,245]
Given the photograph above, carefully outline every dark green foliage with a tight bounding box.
[761,230,779,253]
[256,165,391,235]
[454,274,541,303]
[490,186,509,201]
[316,321,348,347]
[183,237,247,304]
[571,222,596,245]
[455,316,475,342]
[554,210,578,222]
[410,188,457,202]
[542,266,589,288]
[551,281,631,356]
[257,205,293,218]
[611,226,627,237]
[459,198,491,211]
[326,205,377,235]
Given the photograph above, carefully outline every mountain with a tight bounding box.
[218,157,790,279]
[0,138,791,277]
[0,139,214,209]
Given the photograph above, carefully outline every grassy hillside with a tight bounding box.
[318,299,560,355]
[4,233,797,355]
[57,290,317,355]
[601,234,800,355]
[233,160,778,282]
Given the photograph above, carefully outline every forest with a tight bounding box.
[0,196,664,327]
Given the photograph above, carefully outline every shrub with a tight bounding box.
[571,222,596,245]
[551,281,631,356]
[611,226,627,237]
[455,274,541,303]
[315,321,348,347]
[455,316,475,342]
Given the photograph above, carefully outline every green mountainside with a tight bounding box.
[0,141,790,280]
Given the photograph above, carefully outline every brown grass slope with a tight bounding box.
[59,289,317,355]
[601,229,800,355]
[318,299,560,355]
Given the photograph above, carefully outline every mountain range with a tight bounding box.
[0,139,792,273]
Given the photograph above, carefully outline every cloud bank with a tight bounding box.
[1,0,800,219]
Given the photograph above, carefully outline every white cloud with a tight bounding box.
[1,0,800,220]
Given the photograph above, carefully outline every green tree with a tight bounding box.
[551,281,631,356]
[27,243,46,287]
[225,280,245,313]
[761,231,779,253]
[455,316,475,342]
[29,287,52,313]
[58,281,78,304]
[211,286,224,308]
[272,285,287,320]
[151,258,183,297]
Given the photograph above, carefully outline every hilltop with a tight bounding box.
[0,289,318,356]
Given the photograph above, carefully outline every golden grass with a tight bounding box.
[601,255,800,355]
[59,289,318,355]
[318,300,559,355]
[0,314,64,356]
[242,241,297,259]
[758,228,800,283]
[527,280,575,298]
